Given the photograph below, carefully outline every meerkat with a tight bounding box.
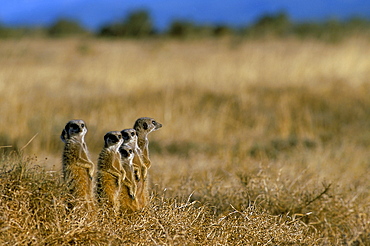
[60,119,95,208]
[133,117,162,169]
[132,117,162,209]
[96,131,125,211]
[121,128,147,182]
[118,144,140,212]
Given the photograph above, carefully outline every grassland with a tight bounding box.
[0,37,369,245]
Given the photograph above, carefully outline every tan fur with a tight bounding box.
[132,117,162,209]
[118,144,139,212]
[61,120,94,209]
[96,131,124,211]
[121,129,147,182]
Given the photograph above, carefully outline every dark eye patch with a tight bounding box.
[109,135,119,143]
[70,123,79,130]
[120,149,128,158]
[131,132,135,136]
[122,132,130,140]
[143,122,148,130]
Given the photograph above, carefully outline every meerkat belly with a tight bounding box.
[97,171,120,198]
[119,186,140,212]
[65,165,92,198]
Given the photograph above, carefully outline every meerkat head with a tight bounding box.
[121,128,137,145]
[133,117,162,136]
[119,144,134,164]
[104,131,123,150]
[61,119,88,143]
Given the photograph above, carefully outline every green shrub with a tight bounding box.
[98,10,154,38]
[48,19,88,37]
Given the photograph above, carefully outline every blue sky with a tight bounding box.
[1,0,370,30]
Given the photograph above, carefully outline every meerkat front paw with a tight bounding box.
[128,186,136,200]
[141,166,148,181]
[134,167,141,181]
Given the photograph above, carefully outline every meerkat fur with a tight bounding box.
[133,117,162,169]
[96,131,125,211]
[118,144,140,212]
[60,119,95,206]
[121,128,147,181]
[132,117,162,209]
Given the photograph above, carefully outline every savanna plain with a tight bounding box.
[0,37,369,245]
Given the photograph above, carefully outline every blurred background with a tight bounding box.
[0,0,369,170]
[0,0,370,39]
[0,0,369,167]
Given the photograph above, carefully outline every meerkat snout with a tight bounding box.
[150,120,162,130]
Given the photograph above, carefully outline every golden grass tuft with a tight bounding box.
[0,37,369,244]
[1,154,321,245]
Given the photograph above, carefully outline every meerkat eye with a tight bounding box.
[131,132,135,136]
[129,149,133,154]
[152,121,156,125]
[81,124,85,128]
[118,135,122,139]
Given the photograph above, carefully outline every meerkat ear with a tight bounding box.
[60,129,68,143]
[103,133,109,146]
[143,122,148,130]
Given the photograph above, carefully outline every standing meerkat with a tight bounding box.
[96,131,125,211]
[133,117,162,169]
[118,144,139,212]
[60,119,95,208]
[121,128,147,182]
[133,117,162,209]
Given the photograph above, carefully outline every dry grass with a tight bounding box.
[0,37,369,245]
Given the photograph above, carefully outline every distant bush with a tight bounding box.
[48,19,89,37]
[99,23,126,37]
[213,25,234,37]
[0,24,47,38]
[167,21,233,38]
[167,21,195,37]
[0,25,17,38]
[293,17,370,42]
[236,13,370,41]
[1,10,370,41]
[167,21,210,38]
[242,12,292,38]
[123,10,154,37]
[99,10,155,38]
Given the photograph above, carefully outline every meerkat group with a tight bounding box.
[60,117,162,213]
